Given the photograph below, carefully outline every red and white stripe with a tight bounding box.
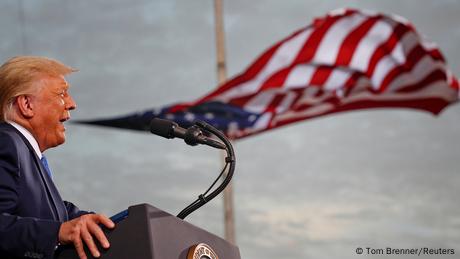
[185,8,459,138]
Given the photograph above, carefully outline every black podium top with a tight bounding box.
[55,203,240,259]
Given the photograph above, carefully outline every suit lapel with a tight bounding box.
[32,151,69,222]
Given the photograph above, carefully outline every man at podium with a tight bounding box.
[0,56,114,259]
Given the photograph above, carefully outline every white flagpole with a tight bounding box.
[213,0,236,245]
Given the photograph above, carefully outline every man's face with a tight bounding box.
[29,75,76,151]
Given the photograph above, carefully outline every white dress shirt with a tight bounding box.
[7,121,43,159]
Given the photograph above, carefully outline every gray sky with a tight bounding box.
[1,1,459,258]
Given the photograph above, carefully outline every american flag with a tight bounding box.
[80,8,459,139]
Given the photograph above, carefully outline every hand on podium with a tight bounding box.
[58,214,115,259]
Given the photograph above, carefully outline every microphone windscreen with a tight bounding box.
[150,118,176,139]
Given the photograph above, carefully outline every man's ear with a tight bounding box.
[15,95,35,118]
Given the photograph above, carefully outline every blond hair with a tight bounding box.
[0,56,77,121]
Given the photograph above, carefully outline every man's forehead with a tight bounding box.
[39,74,70,89]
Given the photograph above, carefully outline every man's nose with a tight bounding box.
[66,95,77,110]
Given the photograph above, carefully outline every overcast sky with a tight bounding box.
[1,1,459,258]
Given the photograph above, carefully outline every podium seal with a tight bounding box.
[187,243,219,259]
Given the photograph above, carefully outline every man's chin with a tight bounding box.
[53,136,66,148]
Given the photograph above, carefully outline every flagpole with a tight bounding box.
[213,0,236,245]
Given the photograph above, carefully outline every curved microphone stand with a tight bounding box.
[176,120,236,220]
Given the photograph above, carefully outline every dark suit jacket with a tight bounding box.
[0,123,88,259]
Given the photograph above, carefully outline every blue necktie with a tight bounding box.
[40,156,52,178]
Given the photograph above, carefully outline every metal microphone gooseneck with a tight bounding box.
[176,120,236,220]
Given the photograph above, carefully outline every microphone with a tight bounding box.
[150,118,226,150]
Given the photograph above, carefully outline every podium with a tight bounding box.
[55,203,241,259]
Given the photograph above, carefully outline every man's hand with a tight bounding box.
[58,214,115,259]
